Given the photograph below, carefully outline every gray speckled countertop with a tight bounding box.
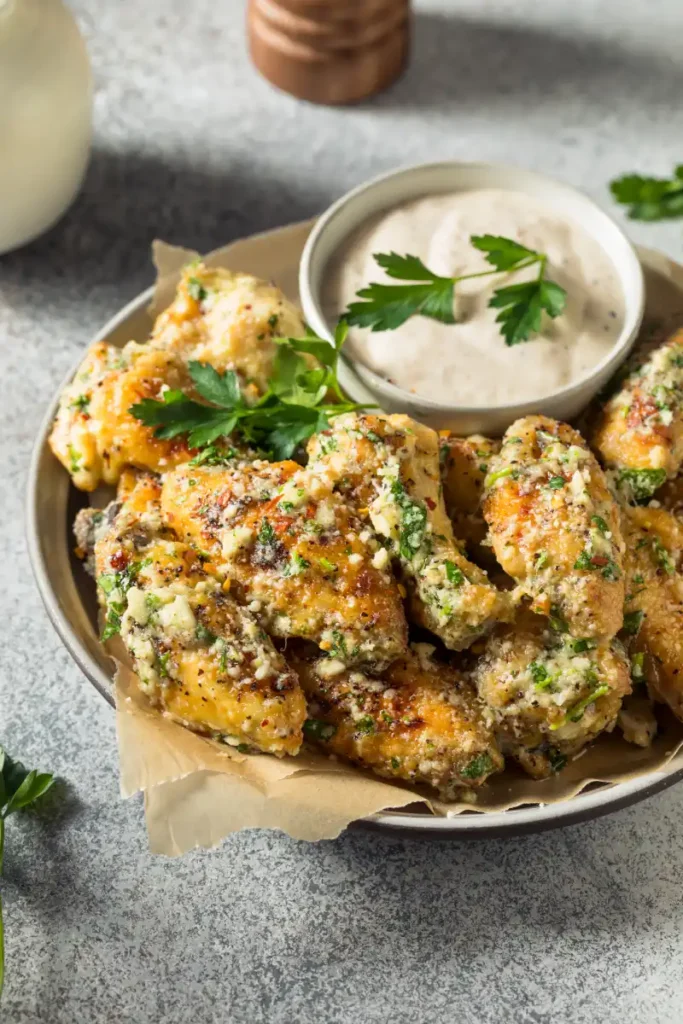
[3,1,683,1021]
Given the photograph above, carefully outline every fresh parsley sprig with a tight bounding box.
[344,236,567,346]
[130,320,372,461]
[610,165,683,221]
[0,747,55,1000]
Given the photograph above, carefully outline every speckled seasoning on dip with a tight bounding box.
[323,188,626,407]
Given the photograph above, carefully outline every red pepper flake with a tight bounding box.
[425,497,436,510]
[590,556,609,567]
[110,550,128,570]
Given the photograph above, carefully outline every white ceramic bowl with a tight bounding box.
[299,161,646,435]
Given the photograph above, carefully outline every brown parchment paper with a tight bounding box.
[110,224,683,853]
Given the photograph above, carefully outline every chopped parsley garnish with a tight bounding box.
[484,466,515,488]
[187,277,208,302]
[652,536,676,575]
[573,550,621,580]
[547,747,568,773]
[390,479,428,560]
[530,661,553,691]
[631,651,646,682]
[549,608,569,633]
[460,752,494,780]
[258,519,276,545]
[67,444,81,474]
[552,685,610,729]
[622,609,645,636]
[568,637,596,654]
[344,238,567,346]
[356,716,375,735]
[390,756,401,770]
[615,468,667,503]
[591,515,609,534]
[130,319,372,461]
[98,559,150,641]
[70,394,90,413]
[319,557,338,574]
[535,550,550,570]
[188,444,238,466]
[282,552,310,577]
[445,560,465,586]
[547,475,566,489]
[195,622,217,645]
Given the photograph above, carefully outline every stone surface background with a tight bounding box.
[2,1,683,1021]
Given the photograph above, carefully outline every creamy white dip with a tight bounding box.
[323,188,625,406]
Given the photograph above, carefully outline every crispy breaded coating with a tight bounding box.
[307,413,510,651]
[622,505,683,720]
[471,609,631,778]
[439,433,500,559]
[483,416,625,638]
[49,341,195,491]
[592,327,683,502]
[150,262,305,397]
[161,459,408,671]
[79,472,305,756]
[617,693,658,748]
[290,644,503,796]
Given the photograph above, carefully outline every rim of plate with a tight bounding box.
[25,225,683,839]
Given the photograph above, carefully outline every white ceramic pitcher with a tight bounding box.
[0,0,92,255]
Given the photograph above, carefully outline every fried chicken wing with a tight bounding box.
[483,416,625,638]
[439,433,500,559]
[290,644,503,796]
[307,413,510,651]
[76,472,305,756]
[592,327,683,502]
[49,342,195,491]
[150,262,305,397]
[161,459,408,671]
[471,609,631,778]
[622,504,683,720]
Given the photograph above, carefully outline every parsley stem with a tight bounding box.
[453,255,541,286]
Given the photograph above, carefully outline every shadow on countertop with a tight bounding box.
[0,147,335,312]
[377,12,683,112]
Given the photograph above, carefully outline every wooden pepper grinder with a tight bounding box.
[247,0,411,106]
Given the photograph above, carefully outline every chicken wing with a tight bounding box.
[621,504,683,720]
[50,341,195,491]
[161,459,409,671]
[483,416,625,638]
[76,472,306,756]
[592,326,683,502]
[290,644,503,797]
[439,433,500,560]
[307,413,510,651]
[471,609,631,778]
[150,261,306,397]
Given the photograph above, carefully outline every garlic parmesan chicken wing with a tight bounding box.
[439,433,500,560]
[592,327,683,502]
[307,413,510,651]
[472,610,631,778]
[483,416,625,638]
[76,472,305,756]
[290,645,503,796]
[150,262,306,397]
[49,341,195,491]
[161,458,408,671]
[622,505,683,721]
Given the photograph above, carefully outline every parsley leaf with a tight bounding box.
[610,166,683,221]
[130,323,372,461]
[460,752,494,780]
[346,253,456,331]
[615,468,667,503]
[345,239,566,346]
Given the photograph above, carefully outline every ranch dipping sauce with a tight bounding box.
[323,188,626,407]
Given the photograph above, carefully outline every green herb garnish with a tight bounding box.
[460,752,494,780]
[130,320,371,461]
[444,560,465,586]
[390,480,428,560]
[547,747,568,773]
[0,746,55,1000]
[615,468,667,503]
[344,237,566,346]
[98,559,149,641]
[622,609,645,636]
[303,720,337,745]
[547,476,566,489]
[356,716,375,735]
[610,165,683,221]
[187,277,208,301]
[530,661,553,691]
